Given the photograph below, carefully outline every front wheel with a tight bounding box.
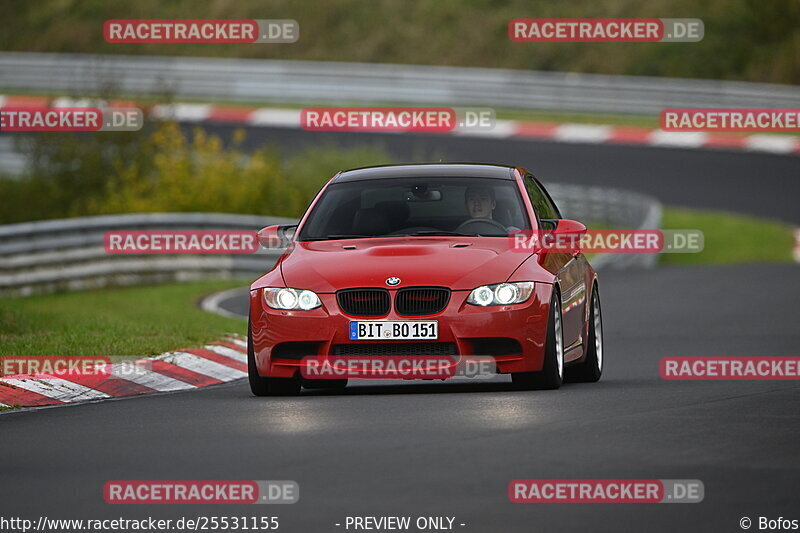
[248,320,301,396]
[566,284,603,383]
[512,289,564,390]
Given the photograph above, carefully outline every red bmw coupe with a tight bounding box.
[248,163,603,395]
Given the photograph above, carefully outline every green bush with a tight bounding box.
[0,122,393,223]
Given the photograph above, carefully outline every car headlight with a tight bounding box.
[264,288,322,310]
[466,282,535,306]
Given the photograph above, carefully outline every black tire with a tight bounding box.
[248,319,301,396]
[512,289,564,390]
[566,284,603,383]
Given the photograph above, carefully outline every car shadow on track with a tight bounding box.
[275,378,623,397]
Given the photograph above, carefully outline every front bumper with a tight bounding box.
[249,283,553,379]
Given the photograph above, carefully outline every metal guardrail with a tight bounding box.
[0,213,295,296]
[0,185,661,296]
[549,184,662,270]
[0,138,26,177]
[1,52,798,115]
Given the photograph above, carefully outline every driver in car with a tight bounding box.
[465,184,496,219]
[464,185,518,232]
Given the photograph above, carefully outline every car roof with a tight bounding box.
[332,163,516,183]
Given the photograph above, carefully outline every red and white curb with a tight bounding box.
[0,336,248,410]
[1,95,799,156]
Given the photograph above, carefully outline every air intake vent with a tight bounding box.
[332,342,458,356]
[395,287,450,316]
[337,288,391,317]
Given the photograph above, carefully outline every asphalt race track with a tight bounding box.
[1,264,799,531]
[1,133,799,532]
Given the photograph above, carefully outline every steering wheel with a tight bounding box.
[455,218,508,235]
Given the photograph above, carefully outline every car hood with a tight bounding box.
[278,237,530,292]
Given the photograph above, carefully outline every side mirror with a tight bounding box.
[552,219,587,236]
[545,219,587,255]
[258,224,298,249]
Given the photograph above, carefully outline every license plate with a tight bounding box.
[349,321,438,340]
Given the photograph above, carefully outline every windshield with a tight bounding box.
[298,177,532,240]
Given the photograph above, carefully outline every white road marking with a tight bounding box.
[157,352,247,381]
[111,364,195,392]
[555,124,613,143]
[151,103,212,122]
[454,119,517,137]
[226,337,248,350]
[52,97,95,108]
[648,131,707,147]
[200,288,249,320]
[205,344,248,364]
[248,108,302,127]
[744,135,797,154]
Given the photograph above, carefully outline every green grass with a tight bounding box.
[0,280,247,356]
[660,207,796,265]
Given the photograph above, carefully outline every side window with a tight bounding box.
[523,175,560,224]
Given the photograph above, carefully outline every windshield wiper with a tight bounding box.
[402,230,480,237]
[309,231,485,240]
[313,234,372,240]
